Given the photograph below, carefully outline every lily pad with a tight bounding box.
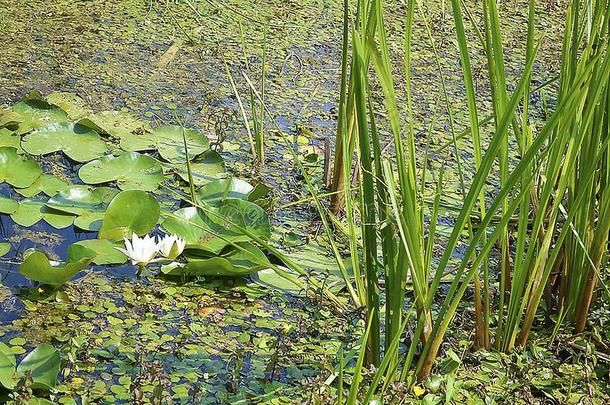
[47,186,118,231]
[73,239,128,265]
[0,197,18,214]
[79,111,148,139]
[119,131,157,152]
[45,92,91,120]
[0,99,68,134]
[0,342,16,390]
[79,152,164,191]
[98,190,160,240]
[176,150,226,186]
[153,125,210,163]
[15,174,70,198]
[19,245,96,287]
[73,211,107,231]
[0,243,10,257]
[0,128,22,152]
[163,242,269,277]
[22,122,108,162]
[11,198,75,229]
[46,186,118,215]
[197,178,254,206]
[250,267,305,296]
[0,147,42,188]
[162,199,270,254]
[16,344,60,389]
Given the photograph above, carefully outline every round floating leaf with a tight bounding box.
[154,125,210,163]
[79,152,164,191]
[73,211,106,231]
[250,267,305,296]
[19,245,95,287]
[79,111,148,138]
[197,177,253,206]
[0,342,17,390]
[0,243,10,257]
[45,92,91,120]
[0,147,42,188]
[22,122,108,162]
[98,190,160,240]
[16,344,60,389]
[46,186,118,216]
[73,239,128,265]
[0,99,68,134]
[11,198,75,229]
[119,131,157,152]
[0,197,18,214]
[176,150,226,186]
[0,128,22,152]
[162,199,270,254]
[15,174,70,198]
[163,242,269,277]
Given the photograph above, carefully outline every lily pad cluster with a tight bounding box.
[0,342,60,403]
[0,92,273,286]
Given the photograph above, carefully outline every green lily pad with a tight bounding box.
[45,92,91,120]
[73,211,106,231]
[153,125,210,163]
[79,152,164,191]
[0,99,68,135]
[250,267,305,296]
[11,198,75,229]
[162,199,270,254]
[73,239,128,265]
[176,150,226,186]
[19,245,96,287]
[22,122,108,162]
[0,147,42,188]
[98,190,160,240]
[0,243,10,257]
[119,131,157,152]
[79,110,148,139]
[0,197,18,214]
[46,186,118,216]
[0,342,17,390]
[15,174,70,198]
[16,344,60,389]
[163,242,269,277]
[196,177,253,206]
[0,128,22,152]
[46,186,118,231]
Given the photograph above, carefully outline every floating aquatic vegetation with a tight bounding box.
[11,198,75,229]
[0,342,60,391]
[0,147,42,188]
[18,244,96,287]
[175,149,227,186]
[78,152,164,191]
[46,186,118,231]
[0,96,67,135]
[15,174,70,198]
[72,239,128,265]
[162,242,269,277]
[0,92,275,295]
[22,122,108,162]
[97,190,160,240]
[153,125,210,163]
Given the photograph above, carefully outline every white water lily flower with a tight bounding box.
[157,234,186,260]
[116,233,159,266]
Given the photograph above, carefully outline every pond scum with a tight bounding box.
[0,0,609,404]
